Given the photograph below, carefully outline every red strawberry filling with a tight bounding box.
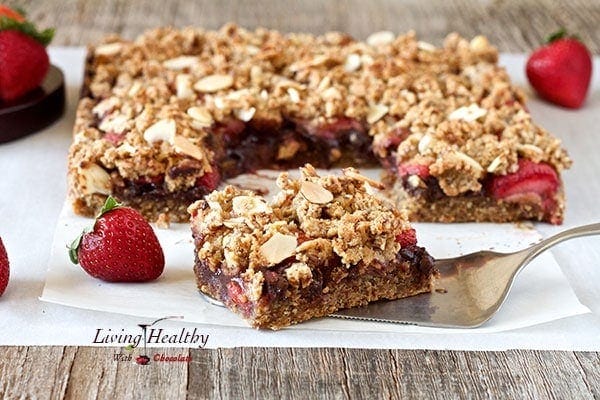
[195,167,221,192]
[395,228,418,247]
[397,163,430,179]
[103,132,125,146]
[133,175,165,191]
[226,280,252,315]
[213,119,246,144]
[396,228,417,247]
[487,159,559,212]
[383,127,410,149]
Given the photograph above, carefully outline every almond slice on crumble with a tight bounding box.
[260,233,298,266]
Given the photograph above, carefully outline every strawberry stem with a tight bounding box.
[68,232,84,265]
[0,15,54,46]
[544,28,582,44]
[545,28,568,43]
[99,195,122,217]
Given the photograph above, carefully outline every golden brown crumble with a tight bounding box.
[189,165,412,289]
[69,24,571,216]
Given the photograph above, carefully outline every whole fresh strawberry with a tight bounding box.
[526,29,592,109]
[69,197,165,282]
[0,237,9,296]
[0,5,54,101]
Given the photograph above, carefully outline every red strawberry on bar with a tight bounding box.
[526,29,592,109]
[488,159,559,219]
[0,6,54,101]
[69,196,165,282]
[0,237,9,296]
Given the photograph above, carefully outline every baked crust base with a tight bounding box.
[194,244,436,330]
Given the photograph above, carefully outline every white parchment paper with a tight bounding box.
[41,175,590,334]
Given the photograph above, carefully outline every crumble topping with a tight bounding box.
[69,24,571,205]
[189,165,412,289]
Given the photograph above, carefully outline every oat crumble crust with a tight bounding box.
[190,164,410,276]
[189,165,435,329]
[68,24,571,222]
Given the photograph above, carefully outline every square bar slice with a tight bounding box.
[189,165,436,329]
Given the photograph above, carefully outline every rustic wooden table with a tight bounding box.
[1,0,599,398]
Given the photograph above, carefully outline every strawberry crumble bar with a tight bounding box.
[189,165,436,329]
[68,24,571,224]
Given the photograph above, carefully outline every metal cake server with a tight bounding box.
[334,223,600,328]
[202,223,599,328]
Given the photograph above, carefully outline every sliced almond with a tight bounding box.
[366,31,395,46]
[194,74,234,93]
[289,55,330,72]
[213,97,225,110]
[250,65,263,84]
[232,196,271,215]
[223,217,248,228]
[317,76,331,91]
[342,168,385,189]
[455,151,484,172]
[486,155,503,173]
[128,81,142,97]
[470,35,490,51]
[92,97,120,117]
[235,107,256,122]
[226,88,251,101]
[175,74,194,99]
[187,106,214,126]
[172,135,205,161]
[163,56,198,70]
[517,144,544,156]
[143,119,176,143]
[448,104,487,122]
[99,114,129,134]
[260,233,298,266]
[321,87,341,100]
[417,41,437,52]
[407,175,425,188]
[344,53,362,72]
[418,134,433,154]
[300,181,334,204]
[79,163,112,195]
[207,200,222,211]
[95,43,123,57]
[367,104,389,124]
[245,45,260,55]
[117,142,137,155]
[287,87,300,103]
[361,54,374,66]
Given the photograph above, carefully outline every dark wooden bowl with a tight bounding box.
[0,65,66,143]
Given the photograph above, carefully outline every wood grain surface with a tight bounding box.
[1,347,599,399]
[1,0,599,398]
[6,0,600,53]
